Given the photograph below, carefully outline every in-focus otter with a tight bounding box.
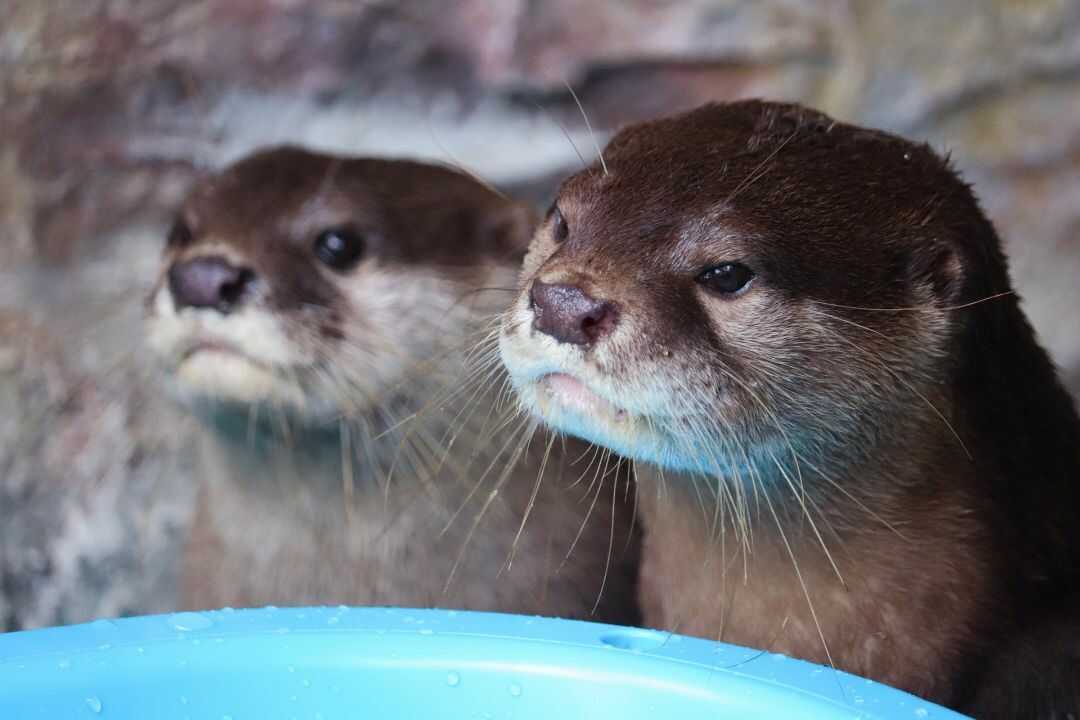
[499,100,1080,715]
[145,146,638,623]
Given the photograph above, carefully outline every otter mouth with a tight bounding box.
[181,340,243,363]
[538,373,629,421]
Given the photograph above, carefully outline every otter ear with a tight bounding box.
[479,201,540,263]
[908,242,965,306]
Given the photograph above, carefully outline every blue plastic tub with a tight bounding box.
[0,607,966,718]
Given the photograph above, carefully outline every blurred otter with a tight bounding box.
[498,100,1080,715]
[145,146,639,623]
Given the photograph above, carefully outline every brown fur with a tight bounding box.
[145,146,639,624]
[499,101,1080,714]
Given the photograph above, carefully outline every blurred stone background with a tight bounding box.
[2,0,1079,630]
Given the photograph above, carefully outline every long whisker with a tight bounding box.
[564,80,608,176]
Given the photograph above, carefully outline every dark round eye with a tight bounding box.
[696,263,755,295]
[550,205,569,243]
[314,227,365,271]
[166,219,192,249]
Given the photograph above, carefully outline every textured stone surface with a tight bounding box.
[2,0,1079,629]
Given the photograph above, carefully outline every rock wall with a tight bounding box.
[2,0,1079,630]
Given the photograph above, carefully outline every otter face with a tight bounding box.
[147,146,533,424]
[500,101,985,479]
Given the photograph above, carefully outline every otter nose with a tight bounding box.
[168,256,255,314]
[530,280,618,346]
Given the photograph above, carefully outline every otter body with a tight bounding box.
[499,101,1080,714]
[146,147,638,622]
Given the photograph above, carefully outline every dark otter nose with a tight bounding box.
[168,256,255,314]
[530,280,618,346]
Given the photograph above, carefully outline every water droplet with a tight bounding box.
[97,643,112,650]
[419,628,434,636]
[327,616,340,625]
[168,612,213,631]
[447,610,459,617]
[772,653,787,662]
[287,665,296,673]
[903,152,913,161]
[599,629,668,652]
[914,709,929,718]
[509,683,522,697]
[302,679,311,688]
[337,605,348,612]
[265,605,278,611]
[58,659,71,670]
[222,715,233,720]
[179,696,189,706]
[315,713,324,720]
[221,606,235,613]
[447,672,461,687]
[85,696,102,713]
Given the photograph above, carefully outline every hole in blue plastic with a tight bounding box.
[599,629,668,651]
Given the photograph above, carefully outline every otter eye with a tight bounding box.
[550,205,569,243]
[166,219,192,249]
[314,227,365,271]
[697,263,755,295]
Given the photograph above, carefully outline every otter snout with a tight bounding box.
[529,280,618,346]
[168,256,256,315]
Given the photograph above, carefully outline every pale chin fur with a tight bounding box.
[499,290,765,478]
[499,294,671,468]
[145,285,333,419]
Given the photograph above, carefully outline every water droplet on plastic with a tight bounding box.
[58,659,71,670]
[509,683,522,697]
[337,605,348,612]
[179,696,189,706]
[97,643,112,650]
[914,709,929,718]
[419,628,434,635]
[302,679,311,688]
[168,612,213,631]
[85,696,102,713]
[222,715,233,720]
[327,616,340,625]
[221,606,235,613]
[772,653,786,662]
[599,629,668,652]
[447,672,461,687]
[288,665,296,673]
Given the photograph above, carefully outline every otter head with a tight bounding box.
[500,100,1006,483]
[147,146,534,427]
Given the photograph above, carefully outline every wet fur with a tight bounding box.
[499,101,1080,715]
[146,147,639,623]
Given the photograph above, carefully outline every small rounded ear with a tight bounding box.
[908,241,965,306]
[480,201,540,264]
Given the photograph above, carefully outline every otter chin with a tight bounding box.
[499,100,1080,716]
[145,146,640,624]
